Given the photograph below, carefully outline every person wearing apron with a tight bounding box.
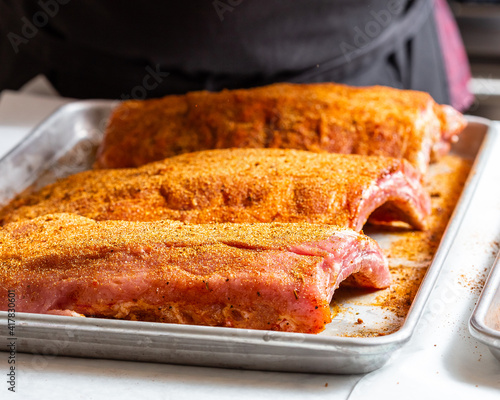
[0,0,471,109]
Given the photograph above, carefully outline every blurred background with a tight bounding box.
[451,0,500,119]
[1,1,499,120]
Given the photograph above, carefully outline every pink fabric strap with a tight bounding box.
[433,0,474,111]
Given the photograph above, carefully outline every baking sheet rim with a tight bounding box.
[0,105,496,371]
[469,251,500,358]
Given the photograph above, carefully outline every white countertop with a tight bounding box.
[1,81,499,399]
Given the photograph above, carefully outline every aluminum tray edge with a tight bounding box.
[0,109,497,374]
[469,250,500,362]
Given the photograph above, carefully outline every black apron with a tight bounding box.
[0,0,449,104]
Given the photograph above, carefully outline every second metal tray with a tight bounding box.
[469,252,500,361]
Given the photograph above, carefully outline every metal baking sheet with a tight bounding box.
[469,252,500,362]
[0,101,498,374]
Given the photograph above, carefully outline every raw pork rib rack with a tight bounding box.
[95,82,466,175]
[0,214,390,334]
[0,148,430,232]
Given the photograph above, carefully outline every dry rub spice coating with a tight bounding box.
[0,213,390,333]
[0,149,430,231]
[95,82,467,175]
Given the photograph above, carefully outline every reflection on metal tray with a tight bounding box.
[0,101,498,374]
[469,252,500,361]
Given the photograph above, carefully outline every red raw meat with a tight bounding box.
[0,213,391,334]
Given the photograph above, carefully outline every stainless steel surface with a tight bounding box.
[0,103,498,374]
[0,100,115,205]
[469,252,500,361]
[467,74,500,121]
